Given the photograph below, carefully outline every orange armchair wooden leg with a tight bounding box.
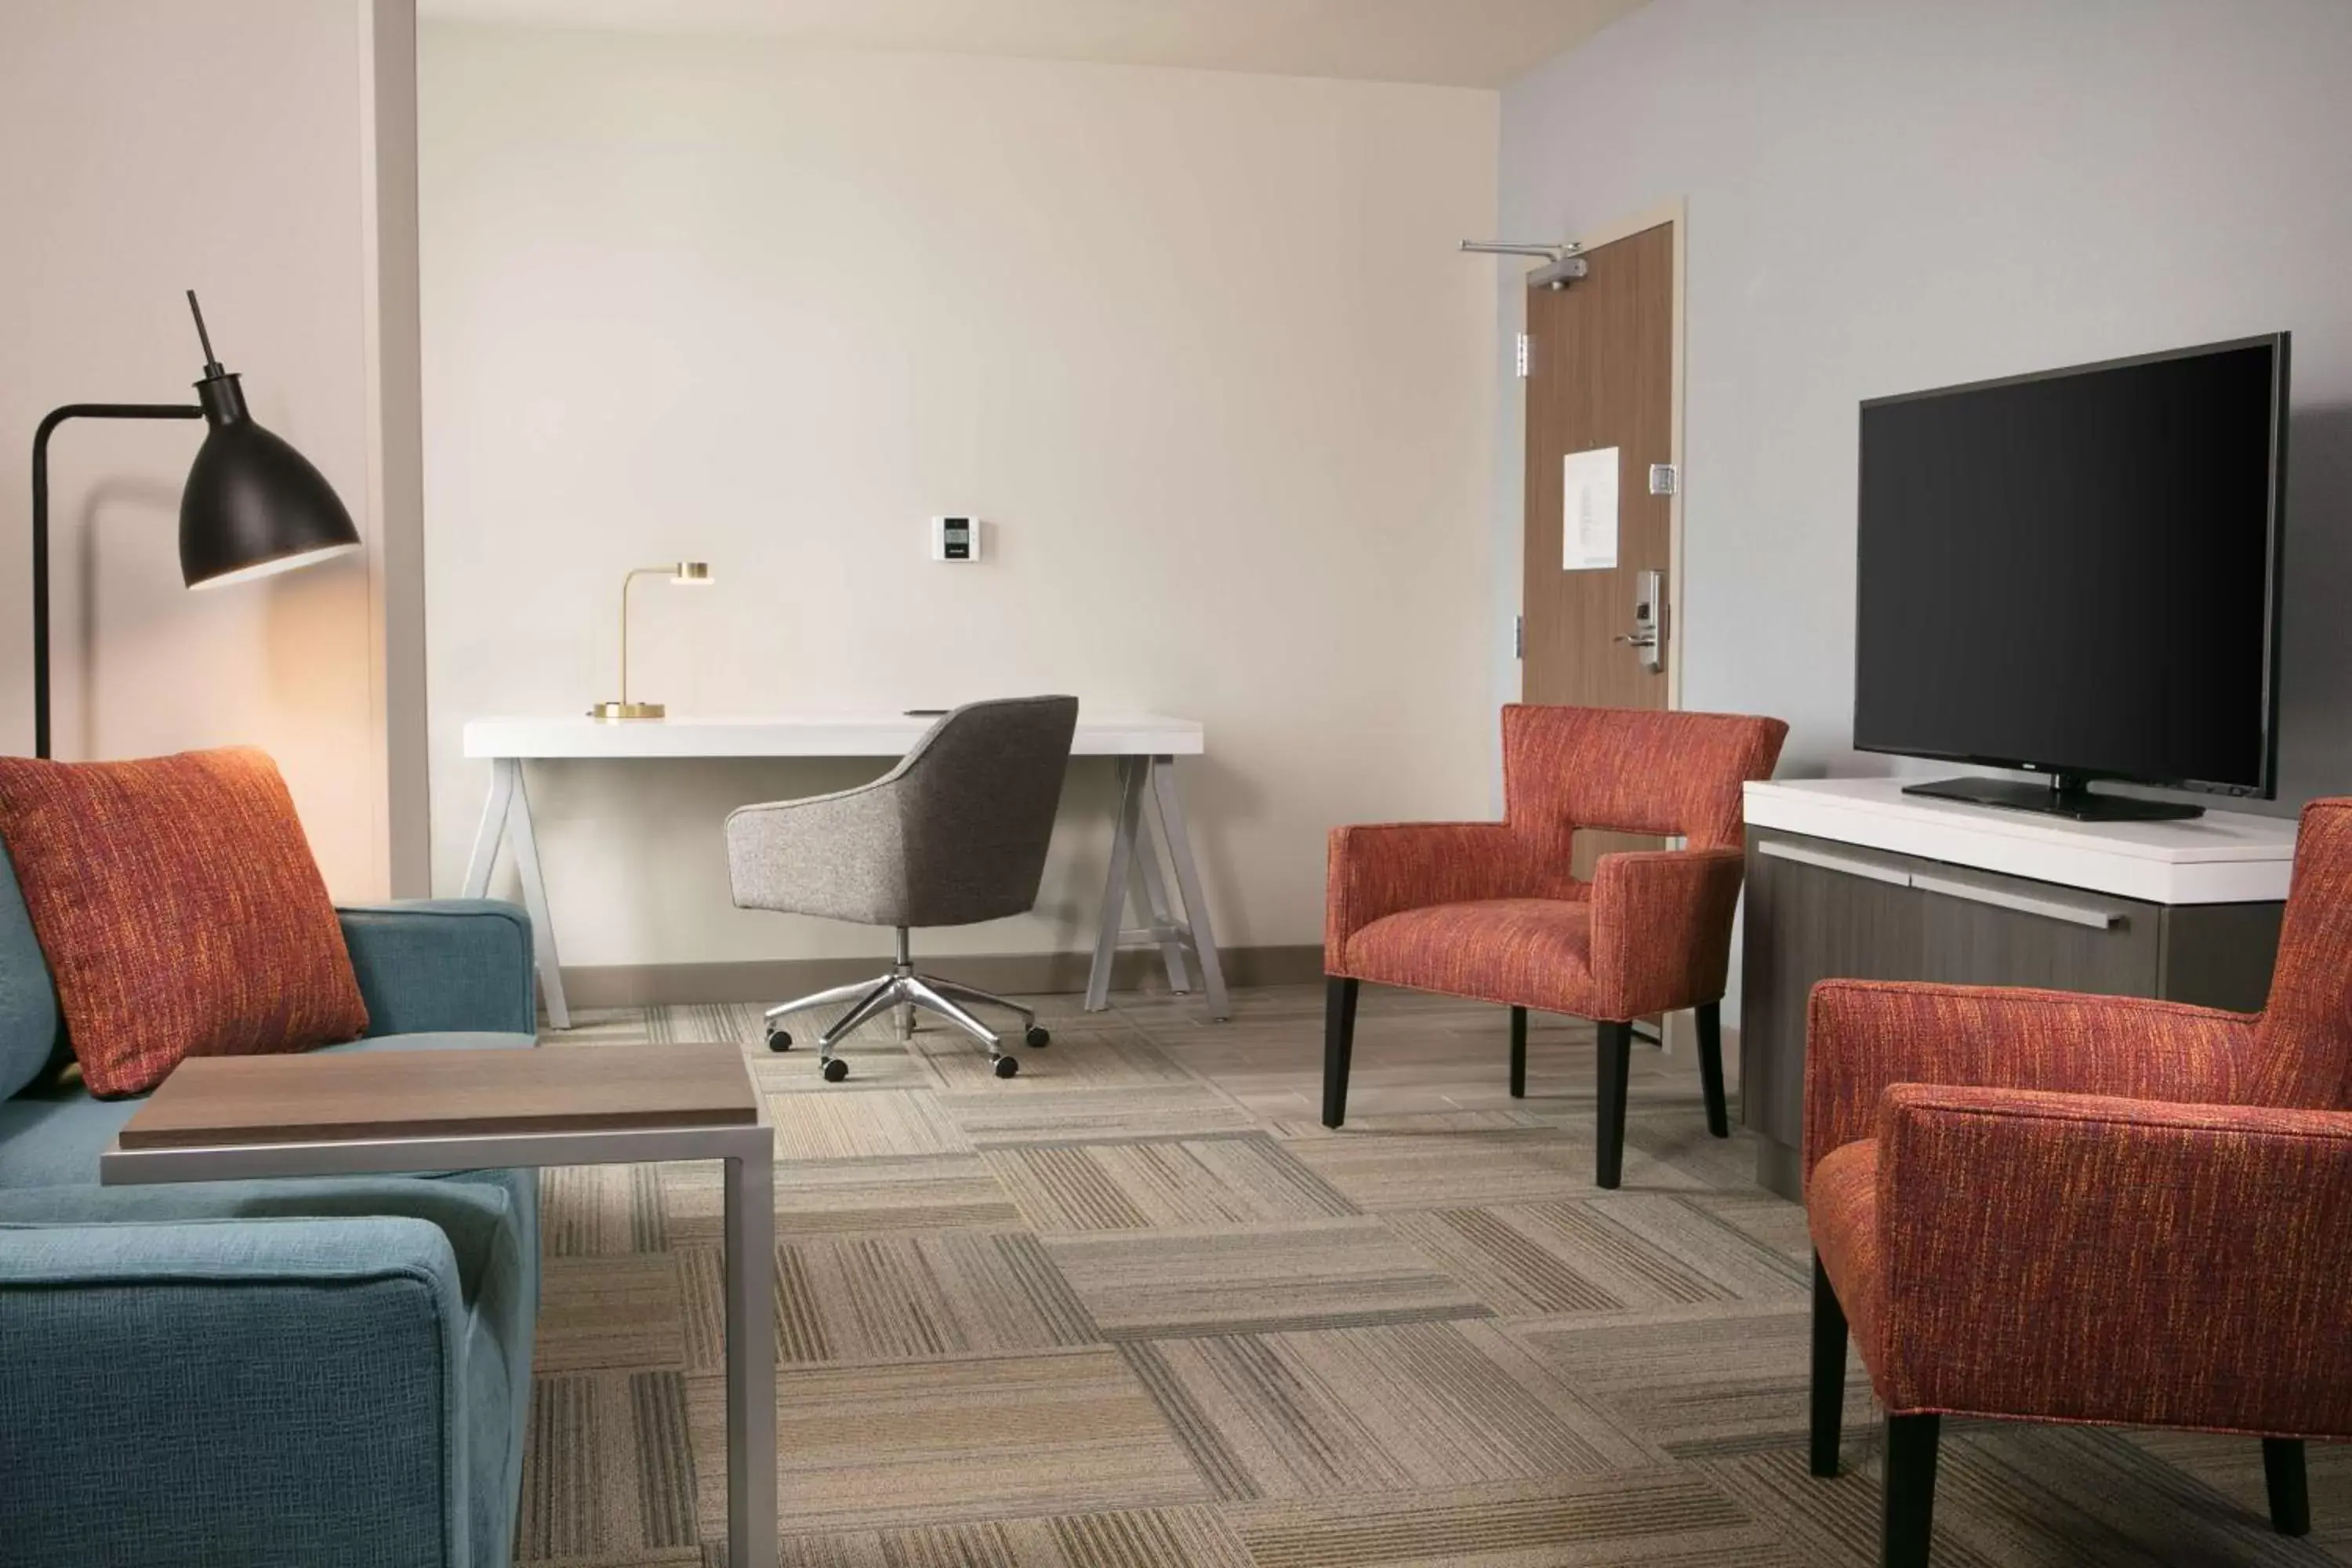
[1321,978,1358,1129]
[1882,1413,1940,1568]
[2267,1439,2310,1537]
[1809,1254,1847,1479]
[1696,1001,1729,1138]
[1595,1020,1632,1188]
[1508,1007,1527,1098]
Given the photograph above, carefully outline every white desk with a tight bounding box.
[461,713,1227,1029]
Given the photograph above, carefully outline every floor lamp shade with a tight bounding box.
[181,370,361,588]
[27,292,365,758]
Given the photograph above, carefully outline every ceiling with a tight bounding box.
[414,0,1652,89]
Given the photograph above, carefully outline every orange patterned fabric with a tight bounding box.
[2250,798,2352,1107]
[0,748,367,1098]
[1348,898,1595,1014]
[1807,1138,1883,1364]
[1812,1087,2352,1434]
[1802,982,2256,1190]
[1327,706,1787,1021]
[1805,798,2352,1437]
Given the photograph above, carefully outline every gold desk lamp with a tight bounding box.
[590,561,712,720]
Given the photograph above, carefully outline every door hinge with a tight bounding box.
[1649,463,1678,495]
[1515,332,1530,378]
[1514,614,1524,659]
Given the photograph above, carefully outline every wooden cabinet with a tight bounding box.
[1740,825,2282,1200]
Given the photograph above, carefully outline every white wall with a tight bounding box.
[1,1,417,900]
[1499,0,2352,811]
[420,24,1501,969]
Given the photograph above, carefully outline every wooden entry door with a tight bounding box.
[1522,219,1677,880]
[1523,220,1675,713]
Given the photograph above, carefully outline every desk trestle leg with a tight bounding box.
[462,757,572,1031]
[1083,755,1230,1020]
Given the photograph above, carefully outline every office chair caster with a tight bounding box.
[822,1058,849,1083]
[1024,1025,1051,1048]
[766,1027,792,1052]
[992,1054,1020,1079]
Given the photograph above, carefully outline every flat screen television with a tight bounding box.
[1853,333,2289,822]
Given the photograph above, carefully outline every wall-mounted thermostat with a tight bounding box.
[931,516,979,561]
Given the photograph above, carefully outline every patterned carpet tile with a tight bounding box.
[544,1163,670,1257]
[984,1133,1358,1233]
[662,1154,1023,1241]
[537,1253,688,1373]
[940,1084,1256,1147]
[1381,1207,1637,1316]
[1228,1471,1804,1568]
[2132,1430,2352,1563]
[1120,1320,1655,1504]
[770,1089,974,1161]
[514,986,2350,1567]
[519,1370,702,1562]
[1670,1188,1818,1271]
[1044,1218,1487,1338]
[689,1350,1210,1534]
[1930,1422,2345,1567]
[1707,1422,2352,1568]
[909,1025,1202,1092]
[767,1505,1254,1568]
[1511,1301,1874,1461]
[1283,1129,1607,1212]
[764,1229,1101,1365]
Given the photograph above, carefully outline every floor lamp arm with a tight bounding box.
[29,403,203,759]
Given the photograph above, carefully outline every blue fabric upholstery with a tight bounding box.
[0,839,59,1101]
[0,898,543,1567]
[341,900,536,1038]
[0,1216,465,1566]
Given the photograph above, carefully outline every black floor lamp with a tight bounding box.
[27,292,364,758]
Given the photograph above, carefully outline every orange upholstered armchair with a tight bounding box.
[1322,704,1788,1188]
[1805,798,2352,1567]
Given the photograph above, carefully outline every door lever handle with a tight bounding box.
[1613,631,1658,647]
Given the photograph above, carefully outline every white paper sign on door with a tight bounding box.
[1563,446,1619,571]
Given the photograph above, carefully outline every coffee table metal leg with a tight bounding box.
[724,1137,778,1568]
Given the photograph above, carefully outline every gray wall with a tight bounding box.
[1497,0,2352,821]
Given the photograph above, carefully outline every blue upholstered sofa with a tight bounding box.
[0,845,542,1568]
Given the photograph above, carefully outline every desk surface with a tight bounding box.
[111,1044,758,1151]
[464,711,1204,760]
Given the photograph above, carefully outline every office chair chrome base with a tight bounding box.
[761,929,1049,1081]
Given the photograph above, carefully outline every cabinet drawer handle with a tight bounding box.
[1910,871,2125,931]
[1758,839,1911,888]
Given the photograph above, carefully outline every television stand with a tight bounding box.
[1739,779,2296,1200]
[1902,772,2204,822]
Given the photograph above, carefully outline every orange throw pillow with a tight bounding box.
[0,747,368,1098]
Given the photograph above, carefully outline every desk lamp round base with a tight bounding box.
[589,700,666,720]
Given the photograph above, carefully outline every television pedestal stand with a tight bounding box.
[1901,772,2205,822]
[1737,778,2296,1200]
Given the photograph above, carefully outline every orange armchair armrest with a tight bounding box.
[1587,846,1746,1020]
[1803,981,2254,1188]
[1867,1083,2352,1432]
[1325,822,1525,970]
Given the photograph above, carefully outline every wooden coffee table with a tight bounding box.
[101,1043,778,1568]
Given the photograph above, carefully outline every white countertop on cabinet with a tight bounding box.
[1743,778,2295,906]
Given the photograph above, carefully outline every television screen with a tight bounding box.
[1853,336,2287,797]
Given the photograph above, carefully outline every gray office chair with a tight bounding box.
[725,695,1080,1080]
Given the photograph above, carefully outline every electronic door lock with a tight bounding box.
[1621,568,1666,673]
